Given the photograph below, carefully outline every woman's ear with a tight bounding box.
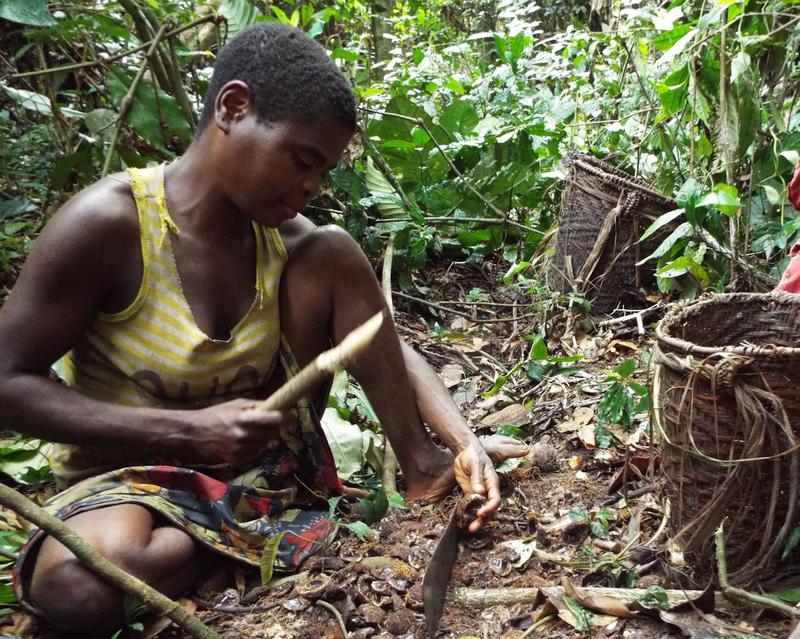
[214,81,252,133]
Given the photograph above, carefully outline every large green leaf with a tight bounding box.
[320,407,365,481]
[730,52,759,156]
[108,69,192,155]
[220,0,261,38]
[0,0,55,26]
[638,221,694,264]
[438,99,479,140]
[363,158,407,219]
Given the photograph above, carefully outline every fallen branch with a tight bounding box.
[372,214,542,236]
[393,291,539,324]
[380,237,399,495]
[714,522,799,617]
[258,312,384,411]
[0,483,219,639]
[451,585,734,613]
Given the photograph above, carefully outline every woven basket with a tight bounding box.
[547,154,675,314]
[653,292,800,588]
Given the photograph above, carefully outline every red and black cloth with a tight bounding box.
[776,161,800,293]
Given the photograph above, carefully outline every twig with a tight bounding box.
[520,614,556,638]
[316,600,349,638]
[452,585,734,611]
[714,522,800,617]
[370,214,542,236]
[259,312,384,411]
[380,236,399,495]
[393,291,539,324]
[11,15,222,79]
[618,40,684,179]
[0,483,219,639]
[101,22,170,177]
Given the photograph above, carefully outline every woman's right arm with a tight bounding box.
[0,179,288,466]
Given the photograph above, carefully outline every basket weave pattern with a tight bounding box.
[547,154,675,314]
[654,292,800,588]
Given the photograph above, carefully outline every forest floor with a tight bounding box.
[4,258,797,639]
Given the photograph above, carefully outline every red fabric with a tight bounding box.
[775,163,800,294]
[789,161,800,212]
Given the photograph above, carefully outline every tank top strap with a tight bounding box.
[128,164,180,249]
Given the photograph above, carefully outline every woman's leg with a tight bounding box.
[28,503,198,633]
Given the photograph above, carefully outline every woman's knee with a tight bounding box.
[31,557,123,631]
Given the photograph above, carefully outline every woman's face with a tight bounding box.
[215,87,353,227]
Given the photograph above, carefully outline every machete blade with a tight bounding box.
[422,494,485,639]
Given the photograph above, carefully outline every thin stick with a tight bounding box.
[258,312,384,411]
[520,614,556,638]
[0,484,219,639]
[714,522,799,617]
[371,215,542,235]
[11,15,223,79]
[316,600,349,638]
[393,291,539,324]
[380,236,399,495]
[101,23,170,177]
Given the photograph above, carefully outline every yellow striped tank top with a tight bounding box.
[51,163,287,485]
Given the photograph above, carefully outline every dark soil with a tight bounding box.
[5,259,796,639]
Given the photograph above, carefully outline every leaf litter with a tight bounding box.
[5,260,795,639]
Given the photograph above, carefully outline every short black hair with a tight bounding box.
[197,23,356,133]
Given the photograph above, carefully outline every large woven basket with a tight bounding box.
[547,154,675,314]
[653,292,800,588]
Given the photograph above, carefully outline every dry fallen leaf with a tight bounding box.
[440,363,465,388]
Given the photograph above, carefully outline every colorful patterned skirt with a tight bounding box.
[13,353,344,607]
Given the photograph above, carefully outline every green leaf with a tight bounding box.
[387,491,408,509]
[495,456,525,473]
[439,99,479,139]
[698,184,740,217]
[107,70,191,155]
[782,525,800,560]
[598,382,634,429]
[638,208,684,244]
[320,407,365,481]
[497,425,525,439]
[530,335,548,360]
[595,423,613,448]
[482,374,508,398]
[363,158,406,219]
[260,531,286,584]
[772,585,800,603]
[730,52,759,156]
[656,256,691,279]
[220,0,261,37]
[569,507,590,523]
[357,489,388,526]
[344,521,372,541]
[332,47,361,62]
[613,359,636,380]
[637,222,694,264]
[637,585,670,609]
[0,0,55,26]
[563,595,592,631]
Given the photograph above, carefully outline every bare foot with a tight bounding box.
[403,435,529,503]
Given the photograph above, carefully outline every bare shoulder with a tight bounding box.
[278,214,317,255]
[8,172,140,308]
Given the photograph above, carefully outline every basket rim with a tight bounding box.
[655,291,800,358]
[565,153,676,207]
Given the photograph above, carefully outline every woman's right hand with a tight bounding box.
[179,399,299,466]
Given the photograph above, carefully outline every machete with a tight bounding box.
[422,494,485,638]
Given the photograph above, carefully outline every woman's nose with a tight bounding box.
[302,174,322,198]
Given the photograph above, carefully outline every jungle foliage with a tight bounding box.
[0,0,798,299]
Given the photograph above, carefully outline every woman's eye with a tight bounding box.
[294,154,313,170]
